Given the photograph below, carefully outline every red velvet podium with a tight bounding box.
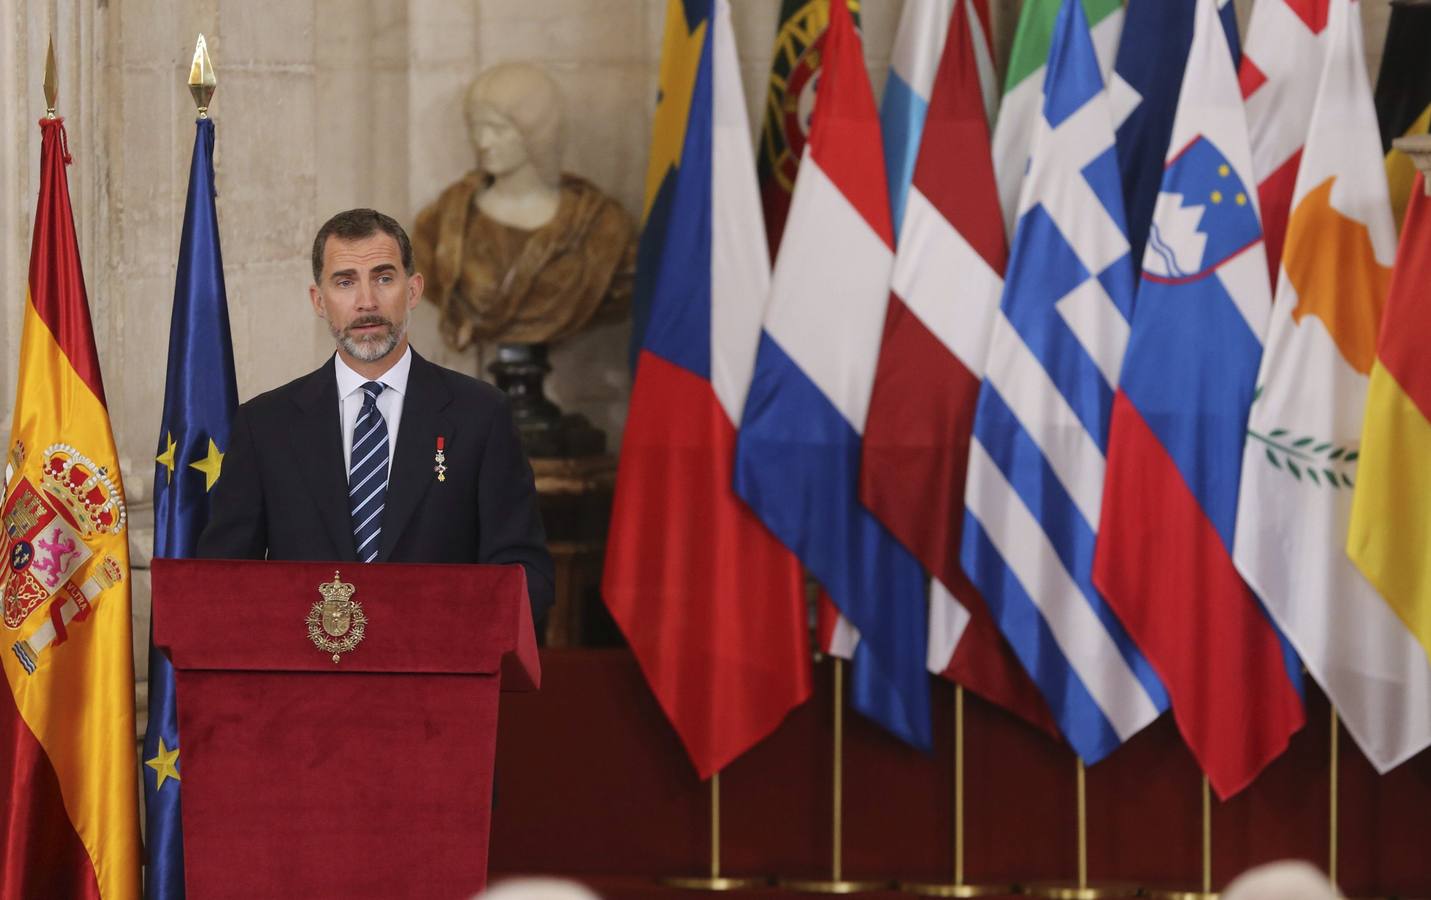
[151,558,540,899]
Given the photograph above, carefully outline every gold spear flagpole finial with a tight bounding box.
[43,36,57,118]
[189,34,216,118]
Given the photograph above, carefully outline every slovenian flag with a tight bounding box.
[962,0,1167,764]
[736,0,931,749]
[604,0,810,779]
[1094,0,1304,799]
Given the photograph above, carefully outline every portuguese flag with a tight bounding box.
[756,0,859,260]
[0,116,141,897]
[1374,0,1431,230]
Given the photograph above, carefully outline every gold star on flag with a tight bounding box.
[146,737,181,789]
[189,437,224,491]
[156,431,177,483]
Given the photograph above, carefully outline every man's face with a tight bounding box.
[309,233,424,367]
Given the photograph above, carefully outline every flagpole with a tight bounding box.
[1329,706,1339,891]
[1027,758,1137,899]
[663,770,763,890]
[903,686,1014,897]
[781,657,886,893]
[1145,776,1216,900]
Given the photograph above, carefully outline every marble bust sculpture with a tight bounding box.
[412,62,636,352]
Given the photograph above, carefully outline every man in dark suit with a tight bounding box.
[198,208,554,625]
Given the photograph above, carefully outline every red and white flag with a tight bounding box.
[1240,0,1330,284]
[860,0,1056,734]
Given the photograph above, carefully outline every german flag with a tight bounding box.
[1374,0,1431,229]
[0,115,141,896]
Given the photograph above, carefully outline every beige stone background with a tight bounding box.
[0,0,1396,708]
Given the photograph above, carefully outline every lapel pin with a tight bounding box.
[434,436,447,482]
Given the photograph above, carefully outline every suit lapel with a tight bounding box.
[378,351,453,561]
[290,360,358,562]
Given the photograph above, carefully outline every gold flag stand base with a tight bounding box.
[901,691,1016,898]
[898,879,1014,897]
[776,661,890,895]
[778,877,891,894]
[1143,772,1219,900]
[1022,759,1140,900]
[660,773,768,891]
[662,876,768,891]
[1023,882,1140,899]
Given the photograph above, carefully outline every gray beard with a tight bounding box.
[332,312,408,362]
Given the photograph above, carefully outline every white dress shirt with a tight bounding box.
[336,346,411,472]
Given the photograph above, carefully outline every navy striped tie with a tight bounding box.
[349,381,389,563]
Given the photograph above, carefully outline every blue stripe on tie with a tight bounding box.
[351,422,385,457]
[349,381,388,559]
[349,447,385,486]
[348,463,384,499]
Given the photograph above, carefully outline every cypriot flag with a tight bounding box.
[1233,0,1431,773]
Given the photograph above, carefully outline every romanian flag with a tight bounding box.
[1349,172,1431,671]
[1374,0,1431,231]
[1,118,140,896]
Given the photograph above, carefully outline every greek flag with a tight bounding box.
[960,0,1168,764]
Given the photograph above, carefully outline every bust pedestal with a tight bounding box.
[488,343,606,459]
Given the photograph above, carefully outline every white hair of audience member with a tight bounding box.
[1221,860,1341,900]
[474,877,601,900]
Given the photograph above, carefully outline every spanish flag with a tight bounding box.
[1349,173,1431,669]
[0,117,141,897]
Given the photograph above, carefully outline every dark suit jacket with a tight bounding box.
[196,350,554,624]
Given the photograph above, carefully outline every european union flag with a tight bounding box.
[144,116,237,900]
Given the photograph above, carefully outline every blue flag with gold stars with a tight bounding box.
[145,116,237,900]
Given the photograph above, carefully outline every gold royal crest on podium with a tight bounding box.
[307,571,367,663]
